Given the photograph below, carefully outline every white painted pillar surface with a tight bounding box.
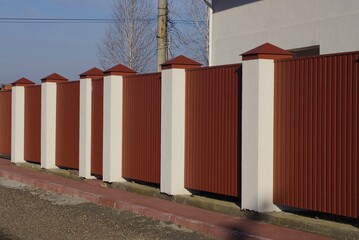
[102,75,125,182]
[241,43,292,212]
[241,59,280,212]
[79,78,92,178]
[11,86,25,163]
[208,6,214,66]
[41,82,58,169]
[160,68,190,195]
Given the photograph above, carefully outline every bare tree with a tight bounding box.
[98,0,157,72]
[174,0,210,65]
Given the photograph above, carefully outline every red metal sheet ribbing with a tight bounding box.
[122,73,161,184]
[91,79,103,175]
[0,91,11,156]
[274,52,359,218]
[185,64,241,197]
[56,81,80,169]
[24,85,41,163]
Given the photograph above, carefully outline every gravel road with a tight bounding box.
[0,177,216,240]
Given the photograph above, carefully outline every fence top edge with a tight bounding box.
[186,63,242,72]
[275,50,359,63]
[25,84,41,89]
[57,80,80,85]
[91,78,104,82]
[0,90,12,93]
[123,72,161,79]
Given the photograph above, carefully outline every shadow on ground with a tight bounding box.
[0,228,17,240]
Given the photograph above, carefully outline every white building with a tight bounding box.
[209,0,359,65]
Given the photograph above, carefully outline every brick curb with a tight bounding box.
[0,168,252,239]
[0,162,335,240]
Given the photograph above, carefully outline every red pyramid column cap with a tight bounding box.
[12,77,36,86]
[161,55,202,70]
[241,43,293,61]
[79,67,104,79]
[41,73,68,83]
[104,64,136,76]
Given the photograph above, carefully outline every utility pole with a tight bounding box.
[156,0,168,71]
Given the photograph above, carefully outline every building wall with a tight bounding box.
[211,0,359,65]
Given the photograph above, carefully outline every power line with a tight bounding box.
[0,17,114,21]
[0,21,111,24]
[0,17,204,24]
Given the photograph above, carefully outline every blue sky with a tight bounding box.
[0,0,131,83]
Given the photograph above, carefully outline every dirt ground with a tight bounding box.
[0,177,217,240]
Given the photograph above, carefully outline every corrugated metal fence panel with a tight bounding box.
[56,81,80,169]
[24,85,41,163]
[185,64,241,197]
[274,52,359,218]
[91,78,103,176]
[0,91,11,156]
[122,73,161,184]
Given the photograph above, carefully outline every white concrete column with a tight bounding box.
[79,78,92,178]
[11,78,35,163]
[11,86,25,163]
[40,73,68,169]
[102,75,124,182]
[41,82,58,169]
[160,56,201,195]
[241,59,279,212]
[102,64,136,183]
[160,68,188,195]
[241,43,292,212]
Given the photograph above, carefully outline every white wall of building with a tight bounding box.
[211,0,359,64]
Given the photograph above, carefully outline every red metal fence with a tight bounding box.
[122,73,161,184]
[274,52,359,218]
[0,91,11,157]
[56,81,80,169]
[91,78,104,176]
[24,85,41,163]
[185,64,241,197]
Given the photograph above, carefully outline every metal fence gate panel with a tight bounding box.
[24,85,41,163]
[0,91,11,157]
[122,73,161,184]
[274,52,359,218]
[56,81,80,169]
[185,64,241,197]
[91,79,104,176]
